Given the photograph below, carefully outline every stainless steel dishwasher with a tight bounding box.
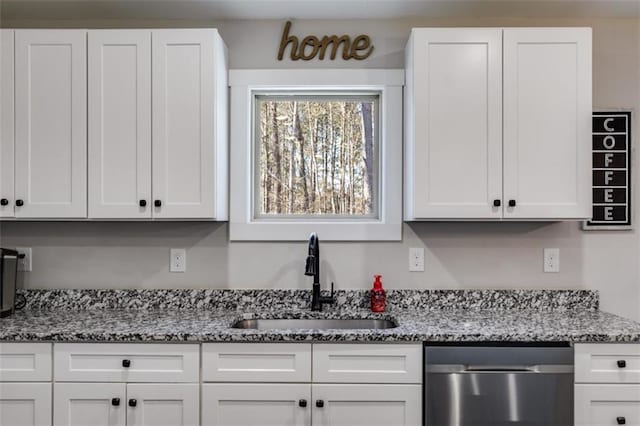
[425,344,574,426]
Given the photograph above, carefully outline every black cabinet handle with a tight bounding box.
[508,199,516,207]
[617,416,626,425]
[128,399,137,407]
[299,399,307,408]
[122,359,131,368]
[15,199,24,207]
[111,398,120,406]
[0,198,8,206]
[618,360,627,368]
[315,400,324,408]
[139,200,147,207]
[154,200,162,207]
[493,199,501,207]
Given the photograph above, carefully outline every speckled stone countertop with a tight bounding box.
[1,289,639,343]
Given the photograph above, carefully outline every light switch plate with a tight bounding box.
[16,247,32,272]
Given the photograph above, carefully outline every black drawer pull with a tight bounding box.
[15,199,24,207]
[493,199,501,207]
[0,198,8,206]
[618,360,627,368]
[315,400,324,408]
[122,359,131,368]
[128,399,137,407]
[139,200,147,207]
[154,200,162,207]
[111,398,120,406]
[617,416,626,425]
[299,399,307,407]
[508,199,516,207]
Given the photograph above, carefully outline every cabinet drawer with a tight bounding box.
[576,344,640,383]
[54,343,199,382]
[202,343,311,382]
[0,343,52,382]
[312,344,422,384]
[575,384,640,426]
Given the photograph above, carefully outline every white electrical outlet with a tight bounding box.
[409,247,425,272]
[170,249,186,273]
[543,248,560,273]
[16,247,32,272]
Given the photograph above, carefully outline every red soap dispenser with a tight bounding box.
[370,275,386,313]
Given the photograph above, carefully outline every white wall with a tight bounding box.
[1,16,639,320]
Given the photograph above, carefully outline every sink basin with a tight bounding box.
[231,318,398,330]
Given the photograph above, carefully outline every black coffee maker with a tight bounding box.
[0,248,19,318]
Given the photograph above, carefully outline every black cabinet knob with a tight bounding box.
[15,199,24,207]
[111,398,120,406]
[0,198,8,206]
[508,199,516,207]
[154,200,162,207]
[139,200,147,207]
[122,359,131,368]
[618,360,627,368]
[315,400,324,408]
[128,399,137,407]
[493,199,501,207]
[617,416,626,425]
[299,399,307,408]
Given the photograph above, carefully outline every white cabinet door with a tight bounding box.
[152,29,222,219]
[88,30,152,219]
[312,384,421,426]
[14,30,87,218]
[0,29,14,218]
[405,28,503,219]
[54,383,126,426]
[575,384,640,426]
[126,384,198,426]
[202,383,312,426]
[503,28,592,220]
[0,383,52,426]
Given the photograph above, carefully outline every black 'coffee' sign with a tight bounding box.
[584,111,632,229]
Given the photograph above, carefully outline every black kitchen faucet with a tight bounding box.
[304,232,335,311]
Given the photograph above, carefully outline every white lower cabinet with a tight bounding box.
[54,383,126,426]
[127,384,199,426]
[575,344,640,426]
[312,384,421,426]
[202,383,311,426]
[0,383,52,426]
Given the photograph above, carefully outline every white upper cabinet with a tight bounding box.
[503,28,592,220]
[88,30,152,219]
[14,30,87,218]
[405,28,503,220]
[0,30,14,218]
[152,29,228,219]
[88,29,228,220]
[405,27,592,221]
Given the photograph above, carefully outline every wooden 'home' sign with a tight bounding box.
[583,111,632,230]
[278,21,374,61]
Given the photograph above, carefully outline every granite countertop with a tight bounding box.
[1,288,639,343]
[1,307,640,343]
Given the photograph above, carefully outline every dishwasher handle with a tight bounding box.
[427,364,574,374]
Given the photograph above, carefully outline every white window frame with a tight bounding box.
[229,69,403,241]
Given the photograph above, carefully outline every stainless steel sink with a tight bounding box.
[231,318,398,330]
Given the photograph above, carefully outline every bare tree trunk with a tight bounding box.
[270,102,283,213]
[360,102,374,212]
[294,102,310,211]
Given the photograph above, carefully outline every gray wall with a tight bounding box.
[1,16,639,321]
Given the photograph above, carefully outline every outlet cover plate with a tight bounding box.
[16,247,32,272]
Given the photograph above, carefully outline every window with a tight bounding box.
[255,93,379,218]
[229,69,403,241]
